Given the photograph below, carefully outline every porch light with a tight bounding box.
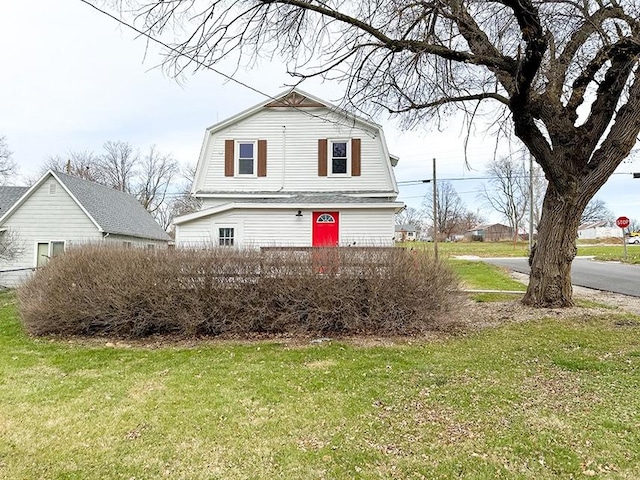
[295,210,303,217]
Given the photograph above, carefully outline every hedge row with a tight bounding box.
[18,245,459,338]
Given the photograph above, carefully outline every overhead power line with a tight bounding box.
[397,171,637,185]
[79,0,378,137]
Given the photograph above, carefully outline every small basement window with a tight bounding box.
[219,227,234,246]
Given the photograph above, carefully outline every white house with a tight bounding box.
[394,224,418,242]
[577,221,619,240]
[174,89,403,248]
[0,170,172,287]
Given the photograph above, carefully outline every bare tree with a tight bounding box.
[96,140,138,192]
[423,181,467,240]
[135,145,179,214]
[580,198,615,224]
[96,0,640,306]
[459,210,486,232]
[480,156,529,242]
[42,141,180,228]
[395,206,424,227]
[156,162,202,231]
[527,162,547,233]
[42,151,99,181]
[0,229,24,262]
[0,137,17,185]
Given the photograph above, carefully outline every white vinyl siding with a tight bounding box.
[197,108,392,193]
[0,178,103,287]
[339,210,395,246]
[176,208,395,248]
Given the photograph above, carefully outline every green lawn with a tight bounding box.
[403,241,640,263]
[2,292,640,479]
[448,260,527,302]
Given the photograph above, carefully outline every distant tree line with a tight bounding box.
[397,153,621,241]
[38,140,200,231]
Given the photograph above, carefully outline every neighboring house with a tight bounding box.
[174,89,403,248]
[466,223,514,242]
[0,170,172,287]
[577,221,619,240]
[395,224,418,242]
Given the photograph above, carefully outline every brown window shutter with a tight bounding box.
[351,138,361,176]
[318,139,328,176]
[224,140,234,177]
[257,140,267,177]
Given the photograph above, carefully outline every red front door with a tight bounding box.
[312,212,339,274]
[312,212,339,246]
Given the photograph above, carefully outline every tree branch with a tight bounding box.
[378,92,509,113]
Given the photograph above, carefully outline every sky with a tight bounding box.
[1,0,639,224]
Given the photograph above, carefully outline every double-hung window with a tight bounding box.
[36,241,64,267]
[219,228,235,247]
[330,140,349,175]
[237,141,256,176]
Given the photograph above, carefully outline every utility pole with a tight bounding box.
[432,157,438,260]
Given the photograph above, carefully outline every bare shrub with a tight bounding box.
[18,245,458,338]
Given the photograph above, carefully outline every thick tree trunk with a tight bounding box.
[522,184,584,307]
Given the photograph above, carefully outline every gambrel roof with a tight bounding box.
[191,87,399,195]
[0,170,171,242]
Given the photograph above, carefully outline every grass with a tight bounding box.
[403,240,640,263]
[408,241,531,258]
[449,260,526,292]
[2,291,640,479]
[578,244,640,264]
[448,260,526,302]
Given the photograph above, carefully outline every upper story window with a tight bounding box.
[330,140,349,176]
[237,141,256,176]
[225,139,267,177]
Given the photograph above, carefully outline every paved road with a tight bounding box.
[483,257,640,297]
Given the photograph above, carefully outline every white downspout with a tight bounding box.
[279,125,286,191]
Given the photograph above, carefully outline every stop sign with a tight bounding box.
[616,216,630,228]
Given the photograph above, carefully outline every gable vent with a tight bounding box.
[49,183,57,195]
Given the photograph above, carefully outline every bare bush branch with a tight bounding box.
[18,245,459,338]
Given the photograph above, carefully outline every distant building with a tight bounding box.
[577,221,619,240]
[466,223,514,242]
[394,224,418,242]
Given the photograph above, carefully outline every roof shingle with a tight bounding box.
[54,171,171,241]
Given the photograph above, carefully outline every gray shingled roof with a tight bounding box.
[236,195,398,205]
[395,224,417,232]
[195,194,399,205]
[0,186,28,214]
[196,190,395,196]
[54,171,171,241]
